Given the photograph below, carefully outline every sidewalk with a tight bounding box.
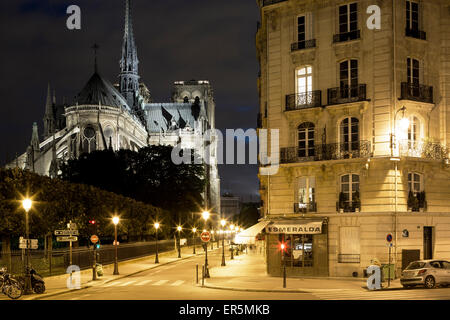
[204,248,404,293]
[20,243,219,300]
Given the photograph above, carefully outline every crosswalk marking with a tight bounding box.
[135,280,153,286]
[312,289,450,300]
[70,294,90,300]
[170,280,185,286]
[152,280,169,286]
[119,281,136,286]
[103,281,122,287]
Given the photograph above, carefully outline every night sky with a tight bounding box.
[0,0,261,201]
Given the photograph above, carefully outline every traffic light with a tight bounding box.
[95,243,101,249]
[88,219,98,235]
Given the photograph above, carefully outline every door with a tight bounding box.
[423,227,433,260]
[402,249,420,271]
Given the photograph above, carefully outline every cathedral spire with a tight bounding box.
[119,0,140,108]
[43,83,55,139]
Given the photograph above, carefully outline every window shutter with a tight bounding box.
[339,227,360,255]
[306,12,313,40]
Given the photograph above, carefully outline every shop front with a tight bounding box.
[265,218,328,277]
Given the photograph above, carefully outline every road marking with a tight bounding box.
[70,294,91,300]
[119,280,137,286]
[152,280,169,286]
[103,281,122,287]
[313,289,450,300]
[135,280,153,286]
[170,280,185,286]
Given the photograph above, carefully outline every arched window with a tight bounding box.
[340,117,359,156]
[297,122,315,158]
[408,116,420,148]
[82,126,96,154]
[340,174,360,211]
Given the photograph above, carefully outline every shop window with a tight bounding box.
[292,235,313,267]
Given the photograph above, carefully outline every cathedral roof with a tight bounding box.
[76,72,131,110]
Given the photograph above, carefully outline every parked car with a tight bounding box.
[401,260,450,289]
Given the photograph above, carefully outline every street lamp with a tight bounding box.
[202,211,210,278]
[154,222,160,263]
[220,219,226,266]
[177,226,182,258]
[22,198,33,295]
[112,216,120,275]
[192,227,197,254]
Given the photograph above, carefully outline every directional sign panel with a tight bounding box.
[19,239,38,249]
[57,236,78,242]
[55,230,79,236]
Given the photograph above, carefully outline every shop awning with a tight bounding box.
[265,220,323,234]
[234,220,271,244]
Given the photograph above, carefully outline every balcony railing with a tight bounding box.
[398,140,449,160]
[327,84,367,105]
[293,202,317,213]
[333,30,360,43]
[405,28,426,40]
[262,0,287,6]
[280,140,371,164]
[400,82,433,103]
[291,39,316,51]
[336,200,361,213]
[338,254,360,263]
[286,91,322,111]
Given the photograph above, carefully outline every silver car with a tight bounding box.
[401,260,450,289]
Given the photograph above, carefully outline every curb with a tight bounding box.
[201,284,310,294]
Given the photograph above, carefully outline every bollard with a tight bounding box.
[283,264,286,288]
[196,264,199,284]
[202,265,205,286]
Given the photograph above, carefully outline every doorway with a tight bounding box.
[423,227,433,260]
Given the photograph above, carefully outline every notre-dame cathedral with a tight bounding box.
[6,0,221,215]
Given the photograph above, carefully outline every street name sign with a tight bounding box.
[90,235,99,244]
[19,238,38,249]
[57,236,78,242]
[201,231,211,243]
[55,229,79,236]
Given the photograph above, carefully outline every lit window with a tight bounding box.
[296,66,313,95]
[407,116,419,147]
[297,177,316,210]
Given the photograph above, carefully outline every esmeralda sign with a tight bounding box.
[265,221,322,234]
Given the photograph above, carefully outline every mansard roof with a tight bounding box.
[76,72,131,110]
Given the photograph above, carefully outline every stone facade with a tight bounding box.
[256,0,450,277]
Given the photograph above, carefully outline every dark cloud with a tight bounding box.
[0,0,261,201]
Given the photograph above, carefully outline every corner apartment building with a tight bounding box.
[256,0,450,277]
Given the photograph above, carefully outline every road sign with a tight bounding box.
[386,233,393,242]
[201,231,211,243]
[19,238,38,249]
[90,235,99,244]
[55,229,79,236]
[57,236,78,242]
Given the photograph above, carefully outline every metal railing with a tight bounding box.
[327,84,367,105]
[0,238,201,277]
[336,201,361,213]
[338,254,360,263]
[280,140,371,164]
[333,30,360,43]
[405,28,426,40]
[262,0,287,6]
[291,39,316,51]
[293,202,317,213]
[286,91,322,111]
[400,82,433,103]
[398,140,448,160]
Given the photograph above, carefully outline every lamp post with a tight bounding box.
[210,230,214,250]
[202,211,210,278]
[230,224,235,260]
[112,216,120,275]
[220,219,226,266]
[192,227,197,254]
[154,222,160,263]
[177,226,182,258]
[281,243,286,288]
[22,198,33,295]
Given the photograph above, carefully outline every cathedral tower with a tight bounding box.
[118,0,140,109]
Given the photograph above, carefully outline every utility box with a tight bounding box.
[381,264,395,281]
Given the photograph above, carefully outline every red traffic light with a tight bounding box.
[89,220,96,225]
[279,242,288,252]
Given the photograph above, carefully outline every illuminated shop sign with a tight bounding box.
[266,221,322,234]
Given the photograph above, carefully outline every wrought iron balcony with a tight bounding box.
[286,91,322,111]
[294,202,317,213]
[262,0,287,6]
[291,39,316,52]
[405,28,426,40]
[336,200,360,213]
[327,84,367,105]
[333,30,360,43]
[400,82,433,103]
[398,140,448,160]
[280,140,371,164]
